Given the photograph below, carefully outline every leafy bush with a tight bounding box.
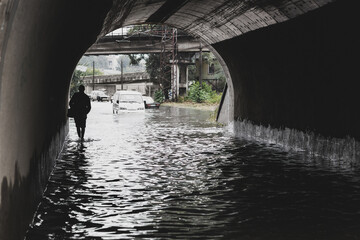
[188,82,208,103]
[207,92,222,104]
[154,89,165,103]
[188,81,222,103]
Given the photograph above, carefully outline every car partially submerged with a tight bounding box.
[143,96,160,109]
[90,90,110,101]
[112,91,145,113]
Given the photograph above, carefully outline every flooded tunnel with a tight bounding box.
[1,0,359,239]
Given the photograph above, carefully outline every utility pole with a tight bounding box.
[199,44,203,87]
[172,28,178,101]
[92,61,95,90]
[120,59,124,90]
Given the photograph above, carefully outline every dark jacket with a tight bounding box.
[69,92,91,117]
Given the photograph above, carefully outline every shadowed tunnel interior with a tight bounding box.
[0,0,359,239]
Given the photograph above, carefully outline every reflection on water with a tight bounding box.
[26,103,360,239]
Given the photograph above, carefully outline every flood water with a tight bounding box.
[26,102,360,240]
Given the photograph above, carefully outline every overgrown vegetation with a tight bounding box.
[154,89,165,103]
[186,81,222,104]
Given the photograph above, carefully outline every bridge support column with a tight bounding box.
[172,61,192,98]
[171,63,180,99]
[179,64,189,96]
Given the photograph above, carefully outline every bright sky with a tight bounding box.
[106,26,132,36]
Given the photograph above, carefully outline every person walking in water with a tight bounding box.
[69,85,91,140]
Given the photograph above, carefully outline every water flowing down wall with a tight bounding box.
[231,120,359,166]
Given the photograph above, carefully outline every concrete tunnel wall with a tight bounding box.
[0,0,112,239]
[0,0,358,239]
[213,1,360,140]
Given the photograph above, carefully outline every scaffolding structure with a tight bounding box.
[112,24,180,100]
[159,25,178,100]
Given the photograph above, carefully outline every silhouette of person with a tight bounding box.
[69,85,91,140]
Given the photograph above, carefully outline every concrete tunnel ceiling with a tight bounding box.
[100,0,334,44]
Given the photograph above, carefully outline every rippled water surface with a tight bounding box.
[26,102,360,239]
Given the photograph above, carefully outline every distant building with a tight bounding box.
[106,55,118,71]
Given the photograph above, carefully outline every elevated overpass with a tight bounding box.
[1,0,359,239]
[83,72,150,85]
[84,33,209,55]
[82,72,154,96]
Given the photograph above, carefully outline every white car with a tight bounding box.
[112,91,145,113]
[90,90,110,101]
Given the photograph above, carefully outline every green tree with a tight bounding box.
[145,54,160,82]
[146,53,171,98]
[125,24,179,99]
[188,82,209,103]
[154,89,165,103]
[127,54,145,66]
[128,52,171,98]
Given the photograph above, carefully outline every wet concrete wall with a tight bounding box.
[0,0,112,239]
[213,1,360,140]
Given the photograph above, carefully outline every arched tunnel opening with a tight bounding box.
[77,24,229,109]
[1,0,359,239]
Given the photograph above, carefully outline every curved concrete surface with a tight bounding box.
[1,0,358,239]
